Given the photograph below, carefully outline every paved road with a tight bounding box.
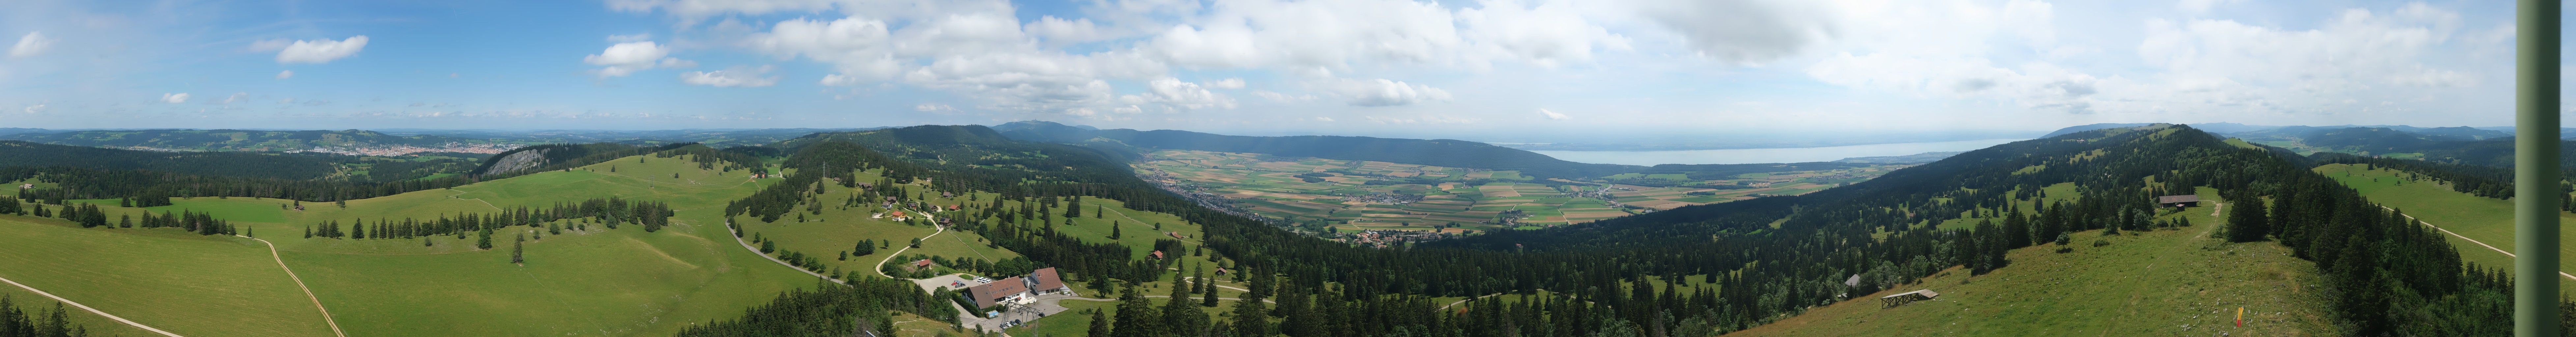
[871,210,943,278]
[241,236,348,337]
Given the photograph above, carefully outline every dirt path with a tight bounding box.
[1176,276,1251,293]
[240,236,349,337]
[2377,206,2576,281]
[0,275,187,337]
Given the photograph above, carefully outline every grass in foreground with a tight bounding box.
[0,215,338,337]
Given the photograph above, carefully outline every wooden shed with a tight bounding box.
[1879,289,1940,308]
[2157,195,2200,208]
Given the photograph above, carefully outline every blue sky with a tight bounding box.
[0,0,2553,142]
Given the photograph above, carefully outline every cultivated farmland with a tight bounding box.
[1134,149,1905,233]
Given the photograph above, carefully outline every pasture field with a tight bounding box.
[0,279,156,337]
[0,215,339,337]
[1726,192,2338,337]
[1135,149,1903,232]
[2313,163,2576,293]
[16,154,821,337]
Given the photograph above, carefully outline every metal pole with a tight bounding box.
[2519,0,2561,335]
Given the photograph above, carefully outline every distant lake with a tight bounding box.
[1532,138,2030,166]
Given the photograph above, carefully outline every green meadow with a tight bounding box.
[11,154,819,337]
[1728,192,2338,337]
[0,215,338,337]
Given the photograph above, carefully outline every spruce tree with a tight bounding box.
[1111,286,1161,337]
[2226,193,2269,242]
[1227,291,1268,337]
[1202,276,1221,307]
[1162,278,1208,336]
[512,232,525,264]
[1087,309,1112,337]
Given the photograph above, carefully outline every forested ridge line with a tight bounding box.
[2,142,757,204]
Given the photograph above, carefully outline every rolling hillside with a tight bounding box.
[1,151,820,337]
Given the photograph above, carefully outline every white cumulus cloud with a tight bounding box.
[1207,78,1245,89]
[1123,78,1237,110]
[272,36,369,64]
[586,41,694,77]
[10,32,52,58]
[22,104,43,114]
[276,70,294,79]
[1333,78,1451,106]
[161,93,189,103]
[1539,108,1570,120]
[681,65,779,87]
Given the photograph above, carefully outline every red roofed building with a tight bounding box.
[1149,250,1165,259]
[912,259,935,270]
[1027,267,1068,295]
[965,276,1031,308]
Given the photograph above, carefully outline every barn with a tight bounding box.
[2157,195,2200,208]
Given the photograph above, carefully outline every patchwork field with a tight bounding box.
[1135,149,1903,232]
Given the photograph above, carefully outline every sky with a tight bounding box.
[0,0,2554,142]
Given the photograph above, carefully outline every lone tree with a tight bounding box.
[511,232,526,264]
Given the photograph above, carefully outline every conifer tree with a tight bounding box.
[1227,290,1267,337]
[1163,277,1209,336]
[511,232,525,264]
[1086,309,1112,337]
[1111,286,1160,337]
[2226,193,2269,242]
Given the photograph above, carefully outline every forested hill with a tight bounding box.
[991,120,1638,178]
[0,140,339,180]
[0,129,495,151]
[1419,123,2507,335]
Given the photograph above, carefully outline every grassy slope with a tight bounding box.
[0,215,338,337]
[27,154,817,337]
[2312,163,2576,293]
[1728,189,2338,337]
[278,155,812,337]
[0,282,155,337]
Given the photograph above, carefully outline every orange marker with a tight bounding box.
[2235,306,2244,327]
